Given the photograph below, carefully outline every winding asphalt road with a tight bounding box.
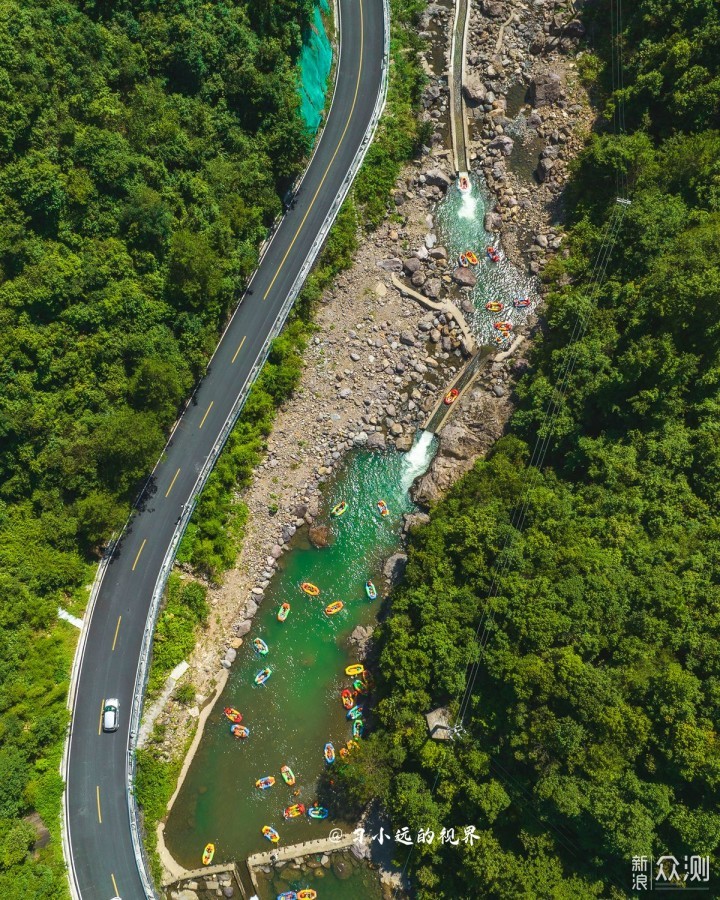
[64,0,386,896]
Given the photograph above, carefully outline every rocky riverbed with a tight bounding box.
[146,0,595,865]
[417,0,593,271]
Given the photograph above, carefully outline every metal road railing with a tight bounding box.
[125,2,391,896]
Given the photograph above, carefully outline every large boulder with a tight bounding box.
[367,431,387,451]
[423,168,451,190]
[348,624,374,656]
[463,73,486,106]
[403,511,431,532]
[403,257,422,275]
[488,134,514,157]
[528,72,564,106]
[564,19,586,38]
[451,266,477,288]
[332,856,353,880]
[376,257,403,272]
[536,157,556,183]
[482,0,504,16]
[423,278,442,300]
[308,525,331,548]
[439,423,482,460]
[383,552,408,585]
[484,211,503,233]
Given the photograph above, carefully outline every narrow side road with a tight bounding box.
[64,0,387,896]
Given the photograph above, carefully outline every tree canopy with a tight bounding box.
[0,0,315,893]
[338,2,720,896]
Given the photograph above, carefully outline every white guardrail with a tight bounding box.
[125,3,391,897]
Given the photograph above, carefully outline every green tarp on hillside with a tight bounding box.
[298,1,332,134]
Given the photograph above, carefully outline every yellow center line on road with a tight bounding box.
[231,335,247,364]
[98,699,104,736]
[111,874,119,896]
[132,538,146,571]
[199,400,214,429]
[96,786,102,824]
[112,616,121,652]
[262,1,365,302]
[165,467,181,497]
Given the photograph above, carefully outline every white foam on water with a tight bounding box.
[400,430,436,491]
[458,190,478,221]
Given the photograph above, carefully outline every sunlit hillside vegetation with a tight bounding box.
[339,2,720,896]
[0,0,315,893]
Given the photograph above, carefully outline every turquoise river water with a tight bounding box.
[163,176,535,897]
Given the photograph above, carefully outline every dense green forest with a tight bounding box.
[339,2,720,897]
[0,0,317,894]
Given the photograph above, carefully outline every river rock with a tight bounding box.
[403,257,421,275]
[224,647,237,664]
[423,168,451,190]
[484,211,502,232]
[488,134,514,157]
[411,271,426,288]
[244,599,258,618]
[222,886,234,898]
[367,431,386,450]
[536,158,555,183]
[294,502,308,519]
[482,0,504,16]
[349,624,374,656]
[308,525,331,548]
[383,552,408,584]
[423,278,442,299]
[560,18,585,38]
[451,266,477,288]
[414,426,486,505]
[439,423,482,460]
[271,544,283,558]
[529,72,564,106]
[396,433,414,452]
[399,330,416,346]
[376,258,403,272]
[403,511,431,532]
[235,620,252,637]
[463,73,486,106]
[353,431,369,446]
[332,856,353,880]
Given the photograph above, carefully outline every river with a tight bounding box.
[163,176,535,897]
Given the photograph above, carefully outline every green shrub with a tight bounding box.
[173,683,196,706]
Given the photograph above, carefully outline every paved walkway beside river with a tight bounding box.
[247,831,359,867]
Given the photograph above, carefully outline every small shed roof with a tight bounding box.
[425,707,452,740]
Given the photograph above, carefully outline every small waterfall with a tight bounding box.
[458,188,478,221]
[400,430,436,491]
